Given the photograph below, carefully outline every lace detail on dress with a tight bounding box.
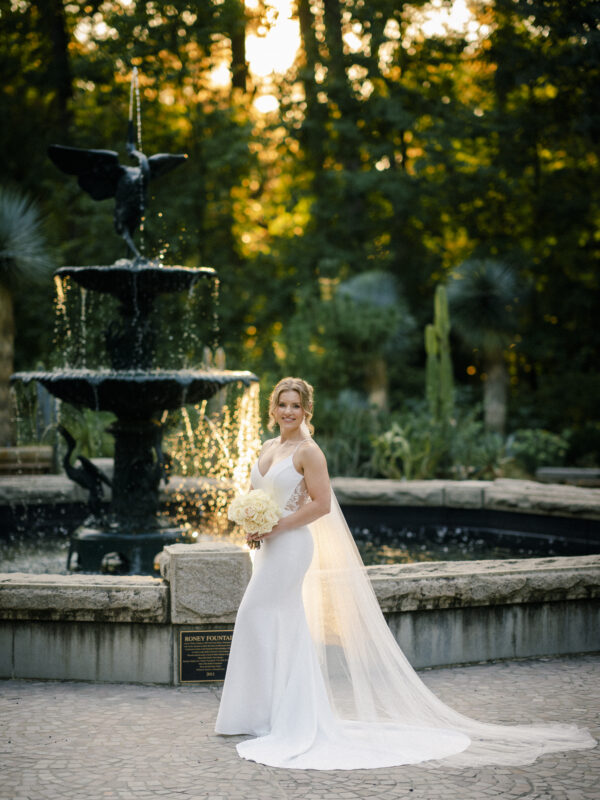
[284,478,310,514]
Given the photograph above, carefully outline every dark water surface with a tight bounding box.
[1,503,599,573]
[345,505,600,566]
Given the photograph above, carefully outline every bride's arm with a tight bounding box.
[261,443,331,538]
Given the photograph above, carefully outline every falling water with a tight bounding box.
[54,275,70,368]
[232,382,261,493]
[130,271,145,368]
[129,66,145,255]
[128,65,143,151]
[211,276,220,353]
[129,67,135,136]
[79,287,87,367]
[181,405,196,448]
[163,382,261,541]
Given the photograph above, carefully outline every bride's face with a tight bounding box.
[274,390,305,435]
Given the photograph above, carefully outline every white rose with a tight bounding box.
[228,489,280,535]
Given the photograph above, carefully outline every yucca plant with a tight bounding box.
[336,270,416,411]
[447,258,526,435]
[0,187,53,445]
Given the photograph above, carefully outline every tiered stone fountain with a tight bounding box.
[12,71,256,573]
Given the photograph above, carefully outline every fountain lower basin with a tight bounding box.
[13,369,256,417]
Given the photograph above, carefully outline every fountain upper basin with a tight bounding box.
[56,263,216,300]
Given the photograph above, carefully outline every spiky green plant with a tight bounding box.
[447,258,525,434]
[336,270,416,411]
[425,284,454,425]
[0,187,52,445]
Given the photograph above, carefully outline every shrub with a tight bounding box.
[318,394,388,478]
[449,411,505,479]
[564,424,600,467]
[506,428,568,474]
[371,404,506,480]
[370,413,449,480]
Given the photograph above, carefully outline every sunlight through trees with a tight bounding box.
[2,0,599,460]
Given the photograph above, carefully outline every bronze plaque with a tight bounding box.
[179,629,233,683]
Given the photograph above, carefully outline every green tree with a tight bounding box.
[2,0,599,444]
[445,0,600,429]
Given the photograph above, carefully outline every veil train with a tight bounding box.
[304,489,596,767]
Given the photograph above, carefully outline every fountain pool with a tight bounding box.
[2,490,599,573]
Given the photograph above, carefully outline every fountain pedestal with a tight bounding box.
[69,524,185,574]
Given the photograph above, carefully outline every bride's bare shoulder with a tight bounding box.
[299,437,321,453]
[260,437,279,454]
[297,438,327,466]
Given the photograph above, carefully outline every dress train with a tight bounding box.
[215,453,596,770]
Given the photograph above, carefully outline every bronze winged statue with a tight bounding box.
[48,121,187,257]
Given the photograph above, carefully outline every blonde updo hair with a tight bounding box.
[268,377,315,435]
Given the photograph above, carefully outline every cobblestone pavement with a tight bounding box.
[1,654,598,800]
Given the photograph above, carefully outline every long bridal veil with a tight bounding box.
[304,490,596,767]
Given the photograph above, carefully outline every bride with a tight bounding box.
[215,377,595,770]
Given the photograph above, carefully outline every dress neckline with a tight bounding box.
[256,452,293,479]
[256,439,308,478]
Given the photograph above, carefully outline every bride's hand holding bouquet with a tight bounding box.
[228,489,281,549]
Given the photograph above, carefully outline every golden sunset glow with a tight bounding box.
[244,0,478,112]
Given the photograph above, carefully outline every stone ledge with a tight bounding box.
[0,446,53,475]
[331,478,448,507]
[0,573,168,623]
[0,475,90,505]
[331,476,600,520]
[536,466,600,486]
[483,479,600,518]
[2,553,598,625]
[158,541,252,624]
[368,554,600,613]
[3,473,600,520]
[0,471,225,507]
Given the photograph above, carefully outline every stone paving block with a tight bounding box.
[0,572,168,623]
[483,479,600,519]
[331,476,600,520]
[443,481,487,508]
[368,554,600,611]
[159,542,252,623]
[332,477,447,506]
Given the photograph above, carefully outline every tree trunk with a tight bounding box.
[230,2,248,92]
[483,359,507,435]
[298,0,326,170]
[366,355,389,412]
[322,0,345,92]
[34,0,72,135]
[0,283,15,446]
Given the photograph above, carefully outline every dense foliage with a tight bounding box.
[2,0,599,469]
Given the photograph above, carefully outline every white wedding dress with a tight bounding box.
[215,449,596,770]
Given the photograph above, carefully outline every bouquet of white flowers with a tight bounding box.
[228,489,280,549]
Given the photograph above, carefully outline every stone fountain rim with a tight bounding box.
[11,368,258,385]
[56,263,217,276]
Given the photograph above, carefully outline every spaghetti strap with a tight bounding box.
[291,439,310,454]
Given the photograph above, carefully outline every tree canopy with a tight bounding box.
[2,0,599,437]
